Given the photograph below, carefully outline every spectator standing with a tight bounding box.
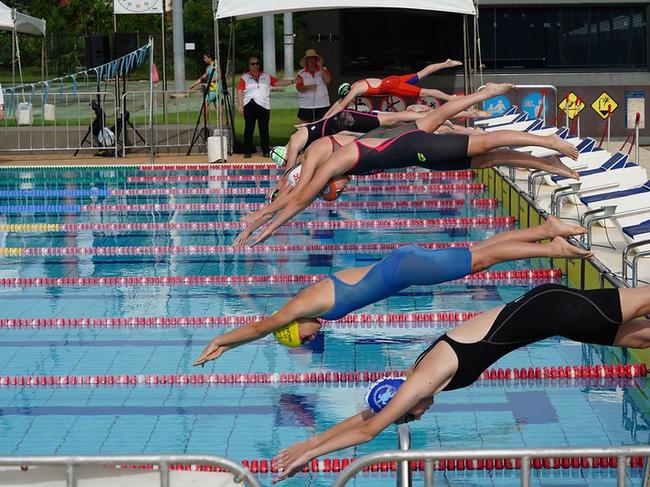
[189,52,219,119]
[295,49,331,123]
[237,56,292,158]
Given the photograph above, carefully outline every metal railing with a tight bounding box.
[396,424,412,487]
[622,238,650,287]
[1,91,118,154]
[0,455,262,487]
[332,446,650,487]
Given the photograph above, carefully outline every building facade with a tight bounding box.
[305,2,650,139]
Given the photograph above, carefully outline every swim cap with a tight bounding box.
[284,163,302,188]
[273,320,302,347]
[268,187,280,203]
[318,176,350,201]
[364,377,406,413]
[338,82,351,99]
[270,146,287,166]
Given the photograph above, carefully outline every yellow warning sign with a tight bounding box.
[559,92,586,120]
[591,92,618,119]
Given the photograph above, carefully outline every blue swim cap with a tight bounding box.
[364,377,406,413]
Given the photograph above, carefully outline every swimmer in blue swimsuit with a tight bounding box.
[193,217,591,364]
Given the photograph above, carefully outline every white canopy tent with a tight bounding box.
[208,0,480,157]
[215,0,476,19]
[0,0,46,92]
[0,1,46,36]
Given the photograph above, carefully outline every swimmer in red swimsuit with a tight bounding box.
[323,59,462,119]
[234,83,581,247]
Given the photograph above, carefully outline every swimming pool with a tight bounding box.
[0,164,647,486]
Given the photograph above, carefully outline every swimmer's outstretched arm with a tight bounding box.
[285,128,309,167]
[323,81,367,119]
[272,364,452,483]
[249,163,338,246]
[193,289,322,365]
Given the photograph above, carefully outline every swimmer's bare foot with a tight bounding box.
[484,82,515,97]
[550,236,593,259]
[445,59,463,68]
[471,109,492,118]
[546,156,580,180]
[544,215,587,238]
[548,134,579,160]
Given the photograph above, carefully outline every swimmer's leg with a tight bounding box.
[613,285,650,348]
[419,87,455,101]
[473,215,587,250]
[416,82,514,133]
[467,130,579,160]
[416,59,463,79]
[470,237,592,273]
[469,149,579,179]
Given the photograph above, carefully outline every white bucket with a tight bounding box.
[43,103,56,122]
[16,102,33,126]
[207,136,228,163]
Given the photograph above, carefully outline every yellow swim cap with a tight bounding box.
[273,320,302,348]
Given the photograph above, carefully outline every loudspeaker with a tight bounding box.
[84,35,110,69]
[113,32,138,59]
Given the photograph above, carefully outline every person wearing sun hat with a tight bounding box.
[295,48,332,123]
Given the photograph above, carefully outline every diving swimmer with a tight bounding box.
[271,282,650,482]
[193,217,591,362]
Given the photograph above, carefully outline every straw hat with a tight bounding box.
[300,48,323,68]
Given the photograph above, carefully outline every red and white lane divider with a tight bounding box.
[0,364,644,389]
[0,268,562,288]
[25,216,513,234]
[78,198,495,213]
[138,163,277,171]
[127,170,476,183]
[110,183,487,197]
[0,311,481,329]
[118,455,646,474]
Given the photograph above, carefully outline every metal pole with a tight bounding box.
[397,425,412,487]
[283,13,294,79]
[520,457,530,487]
[617,456,627,487]
[263,15,276,76]
[607,105,611,151]
[149,36,155,164]
[172,0,186,91]
[214,0,225,161]
[159,462,170,487]
[161,12,167,121]
[113,14,121,159]
[634,112,641,164]
[66,464,76,487]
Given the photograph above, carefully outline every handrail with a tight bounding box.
[331,445,650,487]
[396,424,412,487]
[0,454,262,487]
[622,239,650,286]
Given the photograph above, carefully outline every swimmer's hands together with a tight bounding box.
[193,340,232,366]
[249,227,276,247]
[272,441,314,483]
[233,228,252,247]
[241,209,265,223]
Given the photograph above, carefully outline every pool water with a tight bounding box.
[0,165,648,487]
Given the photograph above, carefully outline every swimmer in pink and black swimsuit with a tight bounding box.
[234,83,583,247]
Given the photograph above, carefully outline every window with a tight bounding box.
[479,5,647,69]
[342,9,464,74]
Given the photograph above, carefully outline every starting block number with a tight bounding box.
[591,92,618,119]
[559,92,585,120]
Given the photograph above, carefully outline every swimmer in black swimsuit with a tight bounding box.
[194,217,591,364]
[272,283,650,482]
[281,109,428,168]
[235,83,581,247]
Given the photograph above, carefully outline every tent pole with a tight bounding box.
[214,0,225,161]
[161,11,167,121]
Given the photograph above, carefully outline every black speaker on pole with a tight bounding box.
[84,35,111,69]
[113,32,138,59]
